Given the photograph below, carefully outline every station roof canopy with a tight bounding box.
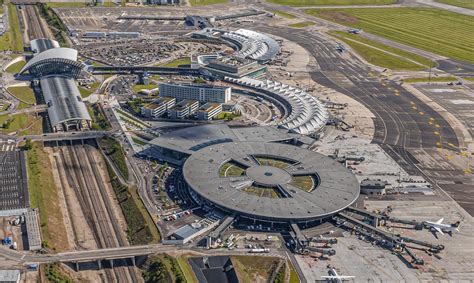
[40,76,91,128]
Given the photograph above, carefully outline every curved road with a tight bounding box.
[255,25,460,175]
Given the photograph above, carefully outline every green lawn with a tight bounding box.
[291,175,314,192]
[177,256,198,283]
[189,0,228,5]
[268,0,396,6]
[231,256,282,282]
[45,2,89,7]
[7,86,36,105]
[27,142,69,251]
[289,21,316,28]
[99,137,129,180]
[78,82,101,98]
[306,8,474,63]
[219,162,246,177]
[436,0,474,9]
[271,10,296,18]
[0,101,10,111]
[132,84,158,93]
[288,260,300,283]
[329,31,433,70]
[0,4,23,52]
[159,57,191,67]
[5,59,25,74]
[403,76,457,83]
[0,113,35,133]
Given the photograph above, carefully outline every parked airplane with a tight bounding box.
[348,28,363,34]
[335,43,346,53]
[424,218,460,236]
[321,267,355,283]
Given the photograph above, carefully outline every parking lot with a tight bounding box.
[0,150,29,211]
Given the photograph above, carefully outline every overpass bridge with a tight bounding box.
[21,130,115,142]
[91,66,200,76]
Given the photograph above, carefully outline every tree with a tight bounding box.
[23,138,32,151]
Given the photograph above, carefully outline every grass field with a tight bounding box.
[0,4,23,52]
[142,254,186,282]
[99,137,129,180]
[189,0,228,5]
[27,142,69,251]
[78,82,101,98]
[219,162,246,177]
[159,57,191,67]
[5,59,25,73]
[329,31,433,70]
[132,84,158,93]
[177,255,198,283]
[436,0,474,9]
[0,113,38,133]
[45,2,89,7]
[271,10,296,18]
[288,260,300,283]
[256,157,292,169]
[7,86,36,105]
[403,76,457,83]
[231,256,281,282]
[268,0,396,6]
[289,21,316,28]
[19,116,43,136]
[306,8,474,63]
[106,160,161,245]
[291,175,314,192]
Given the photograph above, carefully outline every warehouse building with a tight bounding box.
[159,82,232,103]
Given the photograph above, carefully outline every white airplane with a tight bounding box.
[424,218,460,236]
[321,267,355,283]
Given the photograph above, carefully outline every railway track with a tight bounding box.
[56,141,138,282]
[23,5,49,40]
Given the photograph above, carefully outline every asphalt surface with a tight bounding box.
[258,26,459,151]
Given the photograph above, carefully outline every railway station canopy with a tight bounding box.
[19,48,84,78]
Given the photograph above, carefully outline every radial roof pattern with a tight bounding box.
[19,48,78,75]
[225,77,328,135]
[183,142,360,222]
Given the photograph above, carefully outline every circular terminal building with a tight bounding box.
[183,142,360,224]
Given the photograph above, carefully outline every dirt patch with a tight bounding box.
[320,11,359,24]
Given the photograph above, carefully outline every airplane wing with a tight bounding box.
[436,218,444,224]
[434,226,444,235]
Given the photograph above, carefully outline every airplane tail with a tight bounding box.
[451,221,461,228]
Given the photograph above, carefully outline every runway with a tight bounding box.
[258,26,459,151]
